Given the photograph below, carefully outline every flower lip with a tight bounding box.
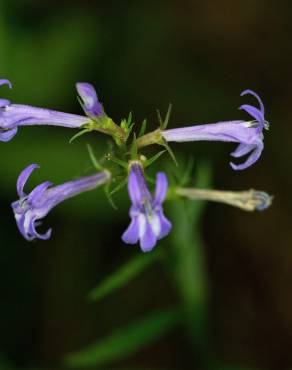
[122,162,171,252]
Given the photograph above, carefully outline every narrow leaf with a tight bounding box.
[86,144,103,171]
[88,252,160,301]
[69,128,91,143]
[162,103,172,130]
[156,109,163,128]
[109,178,127,196]
[108,156,128,169]
[163,142,178,166]
[64,308,180,368]
[144,150,166,168]
[138,119,147,137]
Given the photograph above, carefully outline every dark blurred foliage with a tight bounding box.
[0,0,291,369]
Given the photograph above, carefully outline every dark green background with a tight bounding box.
[0,0,290,369]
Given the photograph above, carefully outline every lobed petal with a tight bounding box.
[230,141,264,170]
[14,213,34,241]
[241,89,265,115]
[157,211,172,239]
[28,181,52,204]
[28,218,52,240]
[17,163,39,197]
[127,163,151,207]
[0,79,12,89]
[154,172,168,205]
[239,104,264,126]
[0,127,18,142]
[122,216,140,244]
[0,99,11,107]
[140,221,157,252]
[230,143,255,158]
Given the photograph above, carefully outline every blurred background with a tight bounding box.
[0,0,291,369]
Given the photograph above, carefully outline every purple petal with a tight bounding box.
[154,172,168,205]
[76,82,103,117]
[239,104,264,125]
[230,143,254,158]
[17,164,39,197]
[127,163,151,207]
[230,141,263,170]
[15,214,34,241]
[28,181,52,204]
[0,79,12,89]
[29,219,52,240]
[157,211,172,239]
[0,99,11,107]
[122,216,140,244]
[140,221,157,252]
[0,127,18,142]
[241,89,265,115]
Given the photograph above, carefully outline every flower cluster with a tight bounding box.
[1,78,272,252]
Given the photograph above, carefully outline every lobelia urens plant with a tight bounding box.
[1,78,272,252]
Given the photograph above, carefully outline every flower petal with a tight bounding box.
[17,163,40,197]
[28,181,52,204]
[122,216,140,244]
[127,164,149,207]
[13,214,31,241]
[140,221,157,252]
[0,99,10,107]
[76,82,103,117]
[230,141,263,170]
[230,143,254,158]
[154,172,168,204]
[157,211,172,239]
[240,89,265,115]
[0,79,12,89]
[0,127,18,142]
[239,104,264,125]
[29,218,52,240]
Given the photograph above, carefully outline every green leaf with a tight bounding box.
[69,128,92,143]
[88,252,160,301]
[108,155,128,169]
[167,162,212,356]
[138,118,147,137]
[156,109,163,127]
[86,144,103,171]
[157,103,172,130]
[144,150,166,168]
[109,177,127,196]
[163,142,178,166]
[104,184,118,210]
[64,308,180,368]
[162,103,172,130]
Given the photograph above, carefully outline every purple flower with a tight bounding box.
[76,82,104,118]
[161,90,269,170]
[0,79,90,142]
[122,162,172,252]
[12,164,110,241]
